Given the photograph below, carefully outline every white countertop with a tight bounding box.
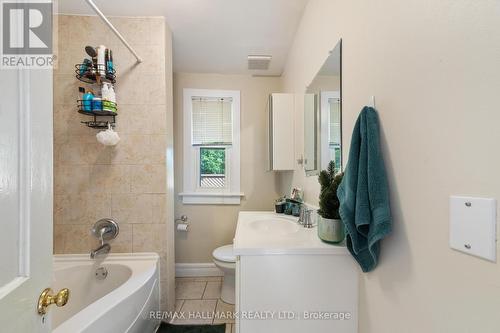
[233,211,349,256]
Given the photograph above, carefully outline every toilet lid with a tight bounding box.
[213,245,236,263]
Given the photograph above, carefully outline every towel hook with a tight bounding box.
[369,96,376,108]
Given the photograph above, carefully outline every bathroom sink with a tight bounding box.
[234,211,347,256]
[249,217,300,235]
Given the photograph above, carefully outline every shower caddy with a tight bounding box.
[75,61,117,129]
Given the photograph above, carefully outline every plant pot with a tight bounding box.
[317,216,345,244]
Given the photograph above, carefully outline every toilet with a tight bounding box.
[212,244,236,304]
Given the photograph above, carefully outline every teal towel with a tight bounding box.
[337,106,392,272]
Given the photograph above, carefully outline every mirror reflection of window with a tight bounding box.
[304,39,342,176]
[303,93,317,171]
[328,97,341,173]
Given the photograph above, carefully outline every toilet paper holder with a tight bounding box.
[175,215,188,223]
[175,215,189,232]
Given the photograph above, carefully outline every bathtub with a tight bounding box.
[52,253,160,333]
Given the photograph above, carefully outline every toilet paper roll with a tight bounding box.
[177,223,189,232]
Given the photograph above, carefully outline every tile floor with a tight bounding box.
[174,277,235,333]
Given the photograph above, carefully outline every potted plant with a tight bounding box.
[317,160,345,243]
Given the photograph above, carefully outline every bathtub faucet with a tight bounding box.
[90,218,120,259]
[91,243,111,259]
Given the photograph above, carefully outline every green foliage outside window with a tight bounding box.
[200,148,225,175]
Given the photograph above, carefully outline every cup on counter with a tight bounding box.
[275,202,285,214]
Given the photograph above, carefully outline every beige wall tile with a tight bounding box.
[114,72,148,105]
[53,224,65,254]
[132,223,167,252]
[62,225,93,254]
[63,15,114,47]
[112,43,165,75]
[149,135,167,164]
[54,74,81,105]
[89,164,131,193]
[54,17,169,306]
[116,104,151,135]
[112,193,153,224]
[56,135,112,165]
[152,194,167,224]
[108,17,152,46]
[54,165,90,195]
[145,74,167,105]
[150,165,167,193]
[129,164,166,194]
[110,223,133,253]
[148,18,165,46]
[149,106,168,135]
[53,104,91,138]
[109,135,151,164]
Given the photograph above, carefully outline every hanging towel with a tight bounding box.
[337,106,392,272]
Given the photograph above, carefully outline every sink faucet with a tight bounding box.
[90,219,119,259]
[298,206,314,228]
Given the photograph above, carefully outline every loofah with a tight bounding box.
[96,123,120,146]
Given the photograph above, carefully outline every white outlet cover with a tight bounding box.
[449,196,497,262]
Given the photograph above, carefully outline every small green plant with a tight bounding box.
[275,196,285,204]
[318,160,344,220]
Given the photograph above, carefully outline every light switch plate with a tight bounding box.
[450,196,497,262]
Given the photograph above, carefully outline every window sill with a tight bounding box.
[178,192,245,205]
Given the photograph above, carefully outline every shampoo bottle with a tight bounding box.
[96,45,106,76]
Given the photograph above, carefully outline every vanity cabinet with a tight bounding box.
[267,93,295,171]
[234,212,359,333]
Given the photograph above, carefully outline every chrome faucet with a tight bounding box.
[90,243,111,259]
[90,219,119,259]
[298,206,314,228]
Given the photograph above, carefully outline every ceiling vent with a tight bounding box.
[247,55,272,70]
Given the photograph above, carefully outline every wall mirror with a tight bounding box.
[304,39,342,175]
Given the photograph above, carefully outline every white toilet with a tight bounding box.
[212,244,236,304]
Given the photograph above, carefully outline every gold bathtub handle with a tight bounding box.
[37,288,70,315]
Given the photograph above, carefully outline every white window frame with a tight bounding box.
[180,88,243,204]
[320,90,341,171]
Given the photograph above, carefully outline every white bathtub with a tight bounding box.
[52,253,160,333]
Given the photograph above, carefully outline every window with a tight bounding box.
[328,97,341,173]
[180,89,242,204]
[200,147,226,188]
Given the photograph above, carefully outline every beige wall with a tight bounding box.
[174,73,281,263]
[279,0,500,332]
[53,15,173,310]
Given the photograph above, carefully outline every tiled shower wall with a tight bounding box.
[53,15,169,306]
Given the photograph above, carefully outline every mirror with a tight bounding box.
[304,39,342,175]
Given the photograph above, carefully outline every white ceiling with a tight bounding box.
[58,0,309,75]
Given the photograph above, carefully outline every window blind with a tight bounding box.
[192,97,233,146]
[329,98,341,145]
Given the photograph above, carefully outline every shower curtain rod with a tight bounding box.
[84,0,143,63]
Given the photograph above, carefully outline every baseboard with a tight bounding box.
[175,262,223,277]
